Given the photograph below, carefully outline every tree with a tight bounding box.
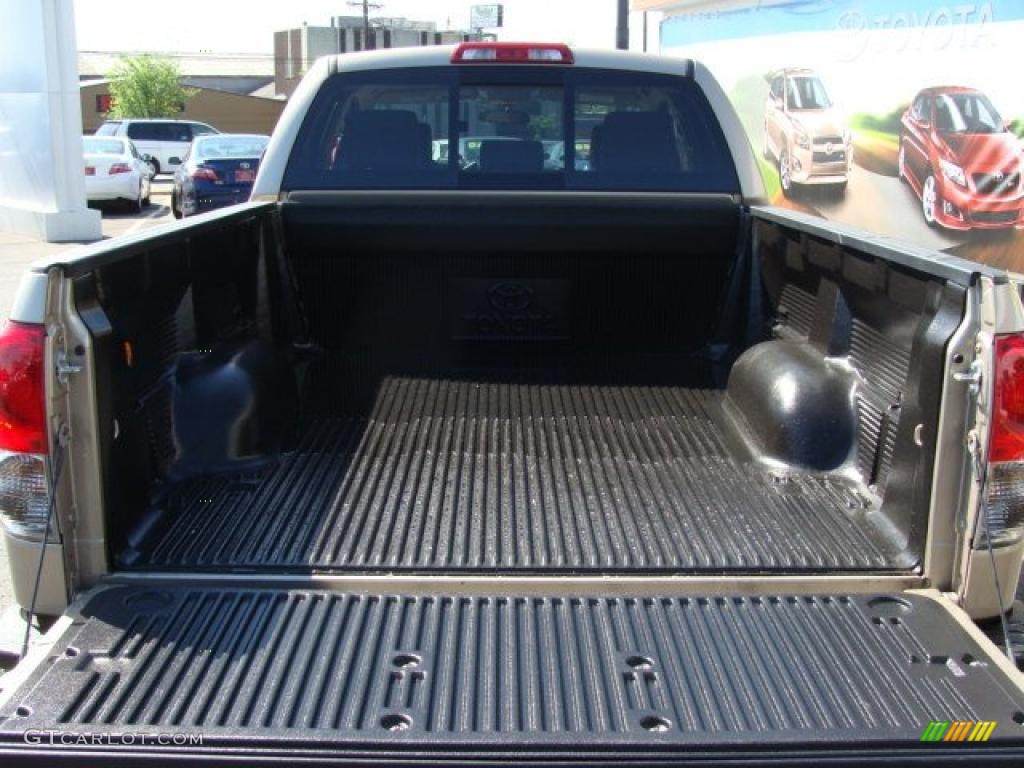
[106,55,195,118]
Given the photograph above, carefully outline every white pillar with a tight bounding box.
[0,0,101,242]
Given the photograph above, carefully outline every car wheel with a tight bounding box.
[779,150,793,198]
[130,182,144,213]
[147,158,159,178]
[897,142,907,183]
[922,174,939,227]
[171,190,182,219]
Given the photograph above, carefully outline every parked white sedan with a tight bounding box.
[82,136,152,211]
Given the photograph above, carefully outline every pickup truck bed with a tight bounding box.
[5,48,1023,766]
[91,196,933,577]
[4,584,1024,765]
[126,377,900,572]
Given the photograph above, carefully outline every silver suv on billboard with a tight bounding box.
[764,68,851,196]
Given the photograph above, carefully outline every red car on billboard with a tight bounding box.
[899,86,1023,230]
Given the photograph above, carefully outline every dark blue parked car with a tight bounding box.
[171,134,270,218]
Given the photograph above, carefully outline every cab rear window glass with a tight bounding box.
[283,66,739,193]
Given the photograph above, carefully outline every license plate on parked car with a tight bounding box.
[234,169,256,182]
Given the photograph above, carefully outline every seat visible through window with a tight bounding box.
[478,140,544,173]
[335,110,430,172]
[591,112,681,175]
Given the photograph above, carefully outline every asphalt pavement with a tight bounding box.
[802,163,967,252]
[0,178,174,628]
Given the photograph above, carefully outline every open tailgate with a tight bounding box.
[1,584,1023,766]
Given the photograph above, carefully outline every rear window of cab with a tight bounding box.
[282,66,739,193]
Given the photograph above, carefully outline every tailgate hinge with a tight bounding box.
[952,357,983,396]
[55,347,83,385]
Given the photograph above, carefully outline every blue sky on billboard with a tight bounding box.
[662,0,1010,47]
[73,0,630,53]
[659,0,1020,116]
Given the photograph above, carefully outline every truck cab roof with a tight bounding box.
[321,43,696,78]
[251,43,762,200]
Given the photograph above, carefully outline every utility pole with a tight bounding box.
[616,0,629,50]
[347,0,383,48]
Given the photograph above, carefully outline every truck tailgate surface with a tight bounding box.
[2,585,1023,764]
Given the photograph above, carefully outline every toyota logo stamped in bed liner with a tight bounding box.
[487,282,535,312]
[452,278,569,341]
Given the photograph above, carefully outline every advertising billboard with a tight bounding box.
[660,0,1024,271]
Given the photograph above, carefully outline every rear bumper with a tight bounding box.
[2,530,66,615]
[192,185,253,214]
[194,196,249,213]
[84,174,137,201]
[0,584,1022,765]
[2,743,1023,767]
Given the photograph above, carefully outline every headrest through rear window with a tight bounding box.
[337,110,429,172]
[592,112,681,175]
[479,140,545,173]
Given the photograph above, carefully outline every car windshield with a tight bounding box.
[82,137,124,154]
[195,137,269,159]
[934,92,1005,134]
[786,77,832,110]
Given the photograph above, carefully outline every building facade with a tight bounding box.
[274,16,479,98]
[80,80,286,136]
[78,51,275,97]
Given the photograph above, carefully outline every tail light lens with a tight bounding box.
[0,321,52,542]
[0,322,47,454]
[0,452,49,539]
[191,166,218,181]
[982,334,1024,546]
[108,163,132,175]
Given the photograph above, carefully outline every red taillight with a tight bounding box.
[980,333,1024,547]
[84,166,95,176]
[451,42,574,64]
[990,334,1024,463]
[108,163,131,175]
[0,321,47,454]
[191,166,218,181]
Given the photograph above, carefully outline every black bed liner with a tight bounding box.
[122,377,906,572]
[2,585,1023,765]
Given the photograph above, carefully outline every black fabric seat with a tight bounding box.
[336,110,430,172]
[479,140,545,173]
[591,112,681,174]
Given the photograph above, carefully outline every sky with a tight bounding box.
[73,1,657,54]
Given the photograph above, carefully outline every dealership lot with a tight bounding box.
[0,177,175,638]
[0,178,174,311]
